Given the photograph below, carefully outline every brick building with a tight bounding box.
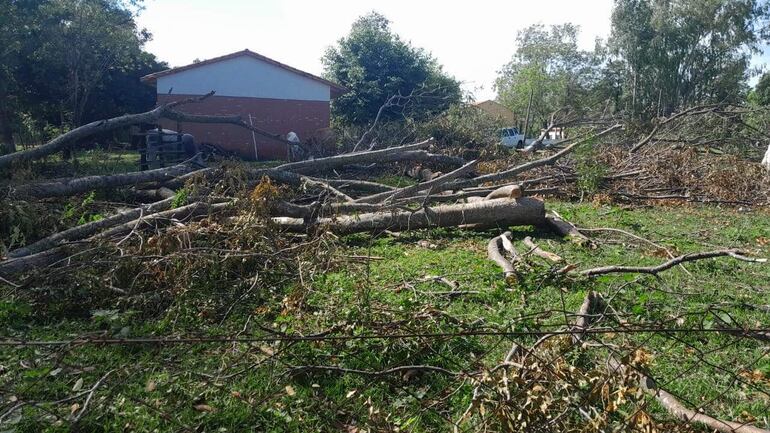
[141,49,346,160]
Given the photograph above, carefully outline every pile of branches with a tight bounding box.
[499,104,770,205]
[0,90,626,283]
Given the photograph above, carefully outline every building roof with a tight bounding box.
[140,49,347,98]
[472,100,517,124]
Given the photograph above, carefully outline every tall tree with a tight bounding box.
[609,0,770,119]
[494,24,603,131]
[0,0,165,155]
[322,12,462,125]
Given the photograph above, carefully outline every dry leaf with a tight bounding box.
[70,403,80,415]
[346,389,357,398]
[145,380,157,392]
[194,404,214,412]
[285,385,296,396]
[72,378,84,392]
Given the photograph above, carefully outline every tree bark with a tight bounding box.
[273,138,436,173]
[9,161,202,199]
[273,197,545,235]
[7,197,175,258]
[0,106,15,155]
[0,92,214,169]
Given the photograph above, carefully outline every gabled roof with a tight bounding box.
[140,49,347,98]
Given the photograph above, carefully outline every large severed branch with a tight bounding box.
[9,159,203,199]
[7,197,175,258]
[274,138,435,173]
[445,124,622,191]
[0,92,214,169]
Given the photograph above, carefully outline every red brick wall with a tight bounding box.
[156,94,330,160]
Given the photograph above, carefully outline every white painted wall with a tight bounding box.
[156,55,330,101]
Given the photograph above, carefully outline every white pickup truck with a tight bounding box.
[500,127,559,150]
[499,127,527,149]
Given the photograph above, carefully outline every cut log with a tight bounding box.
[485,184,522,200]
[272,197,545,235]
[487,233,517,277]
[544,212,594,247]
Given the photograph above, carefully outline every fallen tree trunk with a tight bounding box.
[9,161,202,199]
[273,197,546,235]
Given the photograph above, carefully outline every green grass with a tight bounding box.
[1,202,769,431]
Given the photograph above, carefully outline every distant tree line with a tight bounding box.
[0,0,165,154]
[494,0,770,129]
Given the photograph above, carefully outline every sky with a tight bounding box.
[135,0,769,101]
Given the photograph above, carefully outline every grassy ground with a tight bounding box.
[1,201,769,431]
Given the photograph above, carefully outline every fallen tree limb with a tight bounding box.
[9,160,202,199]
[573,292,769,433]
[273,197,546,235]
[355,159,477,204]
[274,138,436,173]
[301,177,353,202]
[607,357,769,433]
[7,197,175,258]
[579,249,766,276]
[544,212,594,247]
[317,178,395,193]
[0,201,233,278]
[522,236,563,262]
[0,93,214,169]
[286,364,460,378]
[445,124,622,191]
[97,201,232,239]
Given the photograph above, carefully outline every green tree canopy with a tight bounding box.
[0,0,165,153]
[322,12,462,125]
[752,70,770,105]
[609,0,770,119]
[494,24,603,131]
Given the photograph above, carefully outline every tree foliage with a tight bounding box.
[0,0,165,153]
[608,0,769,118]
[494,24,603,131]
[322,12,462,125]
